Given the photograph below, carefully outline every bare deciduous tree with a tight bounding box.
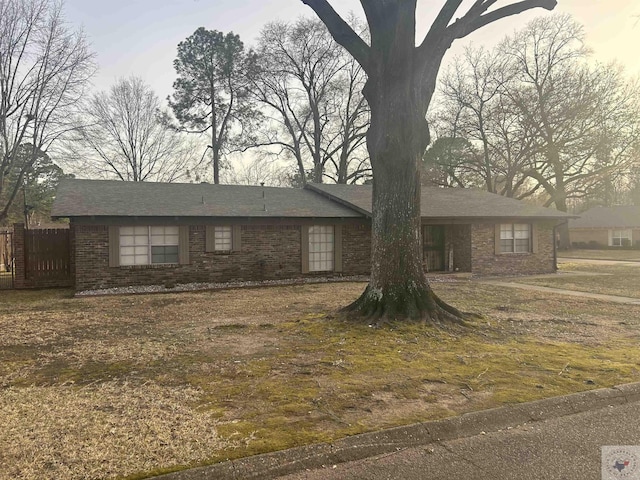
[65,77,204,183]
[430,15,640,248]
[0,0,94,223]
[503,15,640,247]
[301,0,557,324]
[252,17,370,185]
[430,47,536,198]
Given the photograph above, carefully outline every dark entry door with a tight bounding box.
[422,225,445,272]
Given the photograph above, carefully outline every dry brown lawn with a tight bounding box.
[2,279,640,479]
[513,261,640,299]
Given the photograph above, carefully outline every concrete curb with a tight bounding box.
[154,382,640,480]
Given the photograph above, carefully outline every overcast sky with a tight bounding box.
[64,0,639,103]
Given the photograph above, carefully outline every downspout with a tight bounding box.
[553,220,569,272]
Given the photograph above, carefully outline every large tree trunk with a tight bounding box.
[343,15,466,325]
[301,0,557,324]
[344,154,466,324]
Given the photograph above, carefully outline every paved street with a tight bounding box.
[276,400,640,480]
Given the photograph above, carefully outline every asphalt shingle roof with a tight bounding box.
[569,206,640,229]
[52,179,574,221]
[307,184,573,220]
[51,179,362,218]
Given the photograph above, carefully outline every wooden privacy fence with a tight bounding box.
[25,228,71,284]
[12,223,73,289]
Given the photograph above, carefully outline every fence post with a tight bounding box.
[13,223,26,288]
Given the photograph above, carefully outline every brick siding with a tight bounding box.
[72,219,557,291]
[569,228,609,247]
[471,222,556,276]
[73,220,373,291]
[12,223,25,288]
[342,222,371,275]
[451,224,472,272]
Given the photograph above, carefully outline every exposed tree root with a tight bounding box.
[340,283,474,328]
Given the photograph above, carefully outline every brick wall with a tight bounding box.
[471,222,556,276]
[342,222,371,275]
[451,224,472,272]
[74,225,110,290]
[190,224,304,283]
[73,220,373,291]
[73,219,558,290]
[569,228,609,247]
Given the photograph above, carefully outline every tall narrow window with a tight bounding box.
[499,224,531,253]
[308,225,334,272]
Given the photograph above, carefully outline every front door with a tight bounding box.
[422,225,445,272]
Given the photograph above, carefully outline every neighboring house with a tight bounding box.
[569,206,640,248]
[51,179,572,291]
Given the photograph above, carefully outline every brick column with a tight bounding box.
[13,223,26,288]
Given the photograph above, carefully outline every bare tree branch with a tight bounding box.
[448,0,557,40]
[426,0,465,37]
[1,0,95,223]
[300,0,371,71]
[64,77,204,183]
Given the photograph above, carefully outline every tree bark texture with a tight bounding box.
[340,2,465,324]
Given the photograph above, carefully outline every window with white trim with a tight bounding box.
[309,225,334,272]
[499,224,531,253]
[610,229,632,247]
[120,226,179,265]
[213,226,232,251]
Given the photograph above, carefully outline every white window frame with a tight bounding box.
[610,229,632,247]
[119,226,179,266]
[213,226,233,252]
[499,223,531,254]
[308,225,334,272]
